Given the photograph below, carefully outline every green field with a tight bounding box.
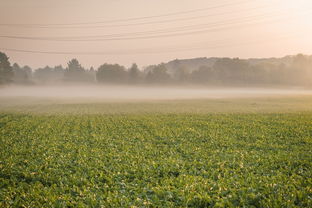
[0,97,312,207]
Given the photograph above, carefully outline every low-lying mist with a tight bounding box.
[1,85,312,101]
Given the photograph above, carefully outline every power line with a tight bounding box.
[0,16,269,40]
[0,10,301,42]
[0,33,302,56]
[0,0,249,27]
[0,13,272,39]
[1,4,269,29]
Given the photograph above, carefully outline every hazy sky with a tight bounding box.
[1,0,312,69]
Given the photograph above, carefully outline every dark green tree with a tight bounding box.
[96,63,127,83]
[12,63,32,84]
[128,63,140,84]
[173,65,189,83]
[64,59,87,82]
[213,58,250,85]
[145,63,171,84]
[0,52,13,84]
[191,65,214,84]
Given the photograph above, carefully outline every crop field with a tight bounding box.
[0,96,312,207]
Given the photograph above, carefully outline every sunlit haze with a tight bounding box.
[1,0,312,68]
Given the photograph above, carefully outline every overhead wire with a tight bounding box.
[0,0,308,56]
[0,4,271,29]
[0,8,309,42]
[0,32,304,55]
[0,0,249,27]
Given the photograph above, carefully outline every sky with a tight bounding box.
[0,0,312,69]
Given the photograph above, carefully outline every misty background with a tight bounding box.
[1,0,312,99]
[1,0,312,68]
[1,51,312,101]
[1,51,312,87]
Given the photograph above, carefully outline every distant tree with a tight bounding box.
[145,63,171,84]
[54,65,64,73]
[248,63,269,85]
[12,63,21,73]
[89,66,95,73]
[128,63,140,84]
[52,65,65,82]
[12,63,32,84]
[34,65,64,83]
[64,59,88,82]
[87,66,96,82]
[173,65,189,83]
[213,58,250,85]
[34,66,53,83]
[288,54,312,86]
[0,52,13,84]
[191,65,214,84]
[22,65,32,77]
[96,63,127,84]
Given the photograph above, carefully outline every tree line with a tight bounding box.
[1,51,311,87]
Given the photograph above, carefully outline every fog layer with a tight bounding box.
[1,86,311,101]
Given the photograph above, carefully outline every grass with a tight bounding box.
[2,95,312,114]
[0,96,312,207]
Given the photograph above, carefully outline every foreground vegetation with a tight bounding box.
[0,97,312,207]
